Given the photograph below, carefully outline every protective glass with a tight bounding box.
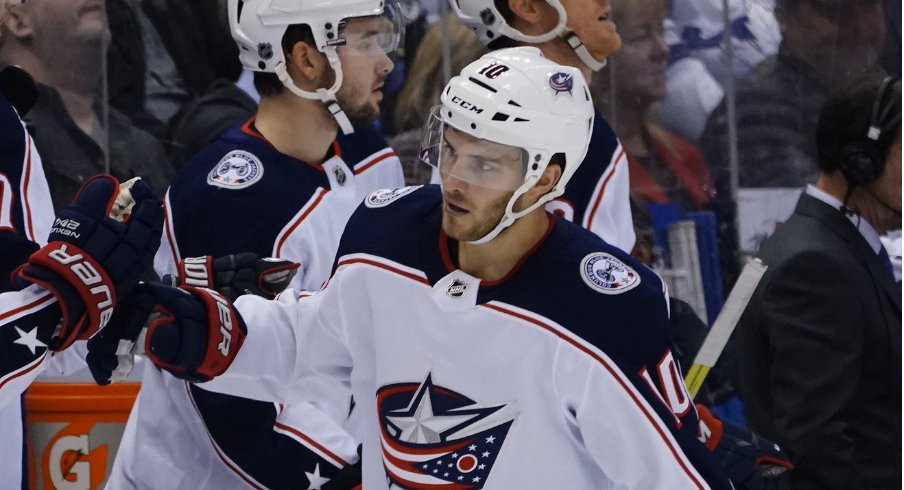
[335,3,404,57]
[420,105,528,191]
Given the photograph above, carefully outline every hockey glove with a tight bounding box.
[164,253,299,302]
[86,289,156,385]
[144,283,247,382]
[697,404,792,490]
[19,175,162,350]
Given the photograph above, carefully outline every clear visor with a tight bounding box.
[420,106,528,191]
[333,4,404,57]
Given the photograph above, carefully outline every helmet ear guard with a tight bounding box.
[424,47,595,244]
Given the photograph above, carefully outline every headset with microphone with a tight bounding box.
[838,76,901,214]
[839,76,901,186]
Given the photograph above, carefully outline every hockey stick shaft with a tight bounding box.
[684,257,768,398]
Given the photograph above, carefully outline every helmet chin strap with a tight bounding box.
[497,0,606,72]
[466,178,564,245]
[274,47,355,135]
[497,0,568,44]
[564,32,607,71]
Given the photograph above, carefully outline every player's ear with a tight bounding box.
[506,0,546,26]
[2,3,34,41]
[285,40,326,87]
[533,162,561,197]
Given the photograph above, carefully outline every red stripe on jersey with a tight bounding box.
[272,421,350,467]
[353,150,396,175]
[22,135,35,241]
[0,292,54,391]
[0,292,54,321]
[480,302,707,489]
[274,188,329,257]
[337,257,429,285]
[584,147,625,229]
[0,353,46,393]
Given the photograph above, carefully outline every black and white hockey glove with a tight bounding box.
[19,175,162,350]
[164,253,299,302]
[87,282,246,384]
[697,404,792,489]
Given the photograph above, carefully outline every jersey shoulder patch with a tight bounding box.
[579,252,640,295]
[364,186,423,208]
[207,150,264,189]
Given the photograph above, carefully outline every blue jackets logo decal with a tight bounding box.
[207,150,264,189]
[580,252,640,294]
[365,186,421,208]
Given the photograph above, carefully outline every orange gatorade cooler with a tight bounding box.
[24,382,139,490]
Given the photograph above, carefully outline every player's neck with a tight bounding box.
[255,94,338,164]
[526,40,592,82]
[457,209,552,282]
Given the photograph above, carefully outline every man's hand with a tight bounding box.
[697,404,792,489]
[19,175,162,350]
[165,253,299,302]
[87,282,246,384]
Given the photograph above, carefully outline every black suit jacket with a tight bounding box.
[736,193,901,489]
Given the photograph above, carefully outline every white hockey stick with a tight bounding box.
[684,257,768,398]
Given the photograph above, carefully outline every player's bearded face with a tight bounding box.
[332,17,396,126]
[442,188,513,242]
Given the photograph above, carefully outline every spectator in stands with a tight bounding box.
[699,0,887,286]
[0,0,172,211]
[702,0,887,190]
[735,74,901,489]
[594,0,715,213]
[390,13,486,185]
[107,0,251,166]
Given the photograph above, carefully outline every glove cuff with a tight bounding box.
[144,285,246,382]
[178,256,215,289]
[23,241,117,349]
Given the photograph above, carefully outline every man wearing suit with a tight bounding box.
[736,74,901,489]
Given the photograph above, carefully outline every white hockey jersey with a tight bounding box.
[204,185,732,489]
[0,90,55,490]
[111,119,403,489]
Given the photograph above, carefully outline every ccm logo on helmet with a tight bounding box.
[48,245,114,328]
[451,96,484,114]
[212,292,234,356]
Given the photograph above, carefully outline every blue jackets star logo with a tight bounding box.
[377,374,515,489]
[549,72,574,95]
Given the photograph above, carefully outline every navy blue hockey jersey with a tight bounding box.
[206,185,731,489]
[112,119,403,489]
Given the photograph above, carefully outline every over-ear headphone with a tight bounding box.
[839,76,900,186]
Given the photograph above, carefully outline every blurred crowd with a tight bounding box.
[1,0,900,488]
[5,0,898,281]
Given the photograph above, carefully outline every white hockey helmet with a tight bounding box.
[449,0,607,71]
[421,47,594,244]
[228,0,403,134]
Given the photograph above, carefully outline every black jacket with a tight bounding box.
[736,193,901,489]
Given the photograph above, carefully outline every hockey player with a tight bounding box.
[0,47,56,489]
[92,0,406,488]
[450,0,635,252]
[111,48,732,488]
[0,173,162,486]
